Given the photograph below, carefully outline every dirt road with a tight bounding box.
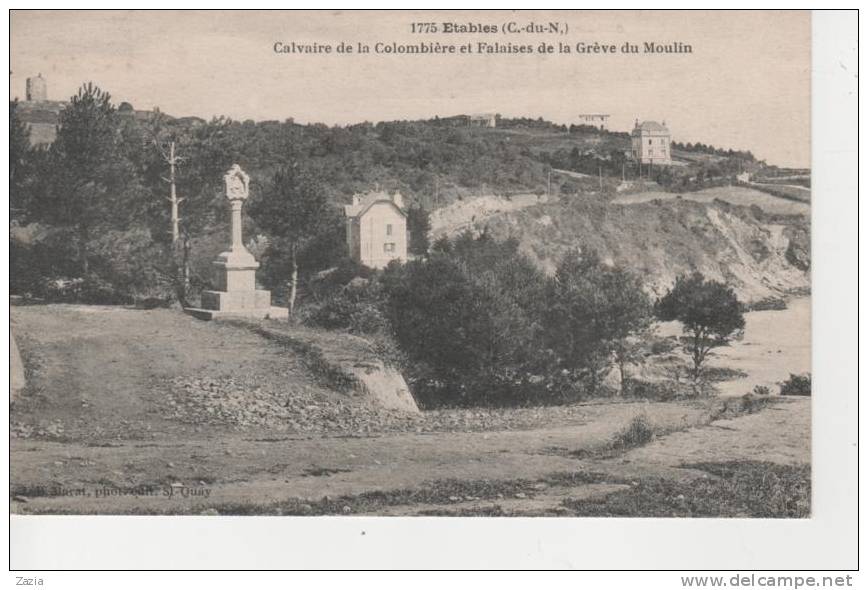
[10,304,810,516]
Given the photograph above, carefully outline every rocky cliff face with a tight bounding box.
[457,197,810,304]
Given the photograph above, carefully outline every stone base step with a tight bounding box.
[184,306,289,321]
[200,289,272,311]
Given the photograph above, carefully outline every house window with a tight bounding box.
[386,224,393,236]
[648,139,652,145]
[384,243,396,253]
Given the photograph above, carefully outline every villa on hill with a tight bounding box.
[631,119,672,164]
[344,190,408,269]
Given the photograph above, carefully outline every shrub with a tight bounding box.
[746,297,787,312]
[302,289,388,335]
[611,415,655,450]
[304,258,374,302]
[752,385,771,396]
[780,373,811,396]
[382,234,551,407]
[649,337,677,356]
[10,226,174,305]
[628,380,678,401]
[739,393,772,414]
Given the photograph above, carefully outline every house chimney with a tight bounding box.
[392,192,404,209]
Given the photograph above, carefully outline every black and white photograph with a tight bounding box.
[5,8,860,575]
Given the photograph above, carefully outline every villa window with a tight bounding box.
[384,243,396,253]
[386,224,393,236]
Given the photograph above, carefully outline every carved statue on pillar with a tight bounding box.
[186,164,277,319]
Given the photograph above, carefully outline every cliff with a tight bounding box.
[444,195,810,304]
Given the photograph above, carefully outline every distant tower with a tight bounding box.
[26,73,47,102]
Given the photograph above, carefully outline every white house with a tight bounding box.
[468,113,497,128]
[344,190,408,269]
[631,119,672,164]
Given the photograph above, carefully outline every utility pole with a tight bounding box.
[154,136,188,303]
[547,169,552,197]
[153,138,185,246]
[598,166,603,191]
[167,141,181,245]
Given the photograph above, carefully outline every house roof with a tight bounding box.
[632,120,669,135]
[344,190,406,219]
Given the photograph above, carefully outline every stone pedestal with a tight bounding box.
[186,165,283,321]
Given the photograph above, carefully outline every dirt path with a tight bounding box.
[10,304,810,516]
[11,397,720,514]
[611,186,809,216]
[12,397,811,515]
[11,304,337,440]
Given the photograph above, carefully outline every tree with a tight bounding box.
[655,272,745,392]
[249,164,333,318]
[545,250,652,395]
[10,100,32,221]
[406,205,431,256]
[9,101,30,164]
[382,249,545,406]
[143,116,189,301]
[34,83,132,274]
[140,115,238,304]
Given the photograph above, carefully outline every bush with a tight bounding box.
[746,297,787,312]
[780,373,811,396]
[752,385,771,396]
[304,258,375,302]
[302,286,388,335]
[739,393,772,414]
[382,234,551,407]
[628,380,678,401]
[11,224,176,306]
[649,337,677,356]
[611,414,655,450]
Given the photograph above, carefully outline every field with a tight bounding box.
[11,303,810,516]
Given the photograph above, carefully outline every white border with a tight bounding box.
[3,8,859,573]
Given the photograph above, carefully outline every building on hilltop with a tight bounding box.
[439,113,497,128]
[26,73,47,102]
[16,74,67,145]
[577,114,610,130]
[15,74,166,146]
[344,190,408,269]
[468,113,496,128]
[631,119,671,164]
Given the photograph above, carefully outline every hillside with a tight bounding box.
[457,193,809,304]
[12,87,805,311]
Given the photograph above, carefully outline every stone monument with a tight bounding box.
[187,165,279,320]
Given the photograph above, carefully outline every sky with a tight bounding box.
[10,10,811,167]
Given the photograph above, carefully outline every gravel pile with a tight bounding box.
[165,375,591,435]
